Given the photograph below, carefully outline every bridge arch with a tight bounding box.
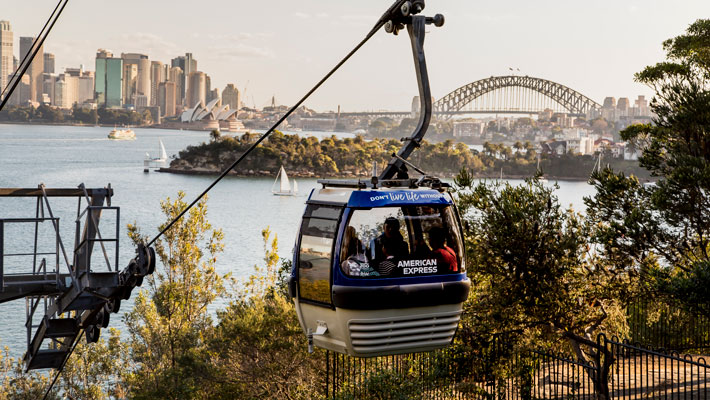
[433,75,600,117]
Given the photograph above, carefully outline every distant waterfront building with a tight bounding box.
[121,53,150,107]
[167,66,183,108]
[19,36,44,103]
[43,53,55,74]
[43,73,56,104]
[150,60,163,106]
[602,97,616,108]
[171,53,196,105]
[95,49,123,108]
[186,71,206,108]
[122,63,138,107]
[0,21,13,97]
[222,84,241,111]
[208,88,219,104]
[617,97,630,117]
[633,95,649,117]
[158,81,176,117]
[453,120,484,137]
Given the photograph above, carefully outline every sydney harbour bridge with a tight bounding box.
[340,75,601,119]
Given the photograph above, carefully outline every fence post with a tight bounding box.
[594,333,612,400]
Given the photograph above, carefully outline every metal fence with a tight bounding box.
[607,336,709,399]
[628,301,710,352]
[326,335,709,399]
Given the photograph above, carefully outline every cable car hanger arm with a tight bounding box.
[378,9,445,181]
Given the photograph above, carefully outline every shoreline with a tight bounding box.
[157,167,605,182]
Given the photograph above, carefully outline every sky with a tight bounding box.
[4,0,710,111]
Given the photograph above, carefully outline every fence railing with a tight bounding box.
[326,334,710,399]
[607,336,709,399]
[627,301,710,352]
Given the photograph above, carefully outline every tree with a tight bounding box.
[124,192,226,399]
[454,176,634,399]
[210,129,221,142]
[587,19,710,318]
[204,229,325,400]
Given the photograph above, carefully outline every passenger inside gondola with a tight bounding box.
[376,239,399,276]
[367,217,409,262]
[427,226,458,272]
[341,226,377,277]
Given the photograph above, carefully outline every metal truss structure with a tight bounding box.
[433,75,601,118]
[0,185,153,370]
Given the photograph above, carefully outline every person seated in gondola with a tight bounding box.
[368,217,409,262]
[427,226,458,273]
[376,239,399,276]
[341,226,378,277]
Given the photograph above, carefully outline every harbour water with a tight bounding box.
[0,123,595,358]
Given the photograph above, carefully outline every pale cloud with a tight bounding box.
[294,12,310,19]
[206,43,275,59]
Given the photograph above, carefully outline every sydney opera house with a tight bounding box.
[180,98,245,131]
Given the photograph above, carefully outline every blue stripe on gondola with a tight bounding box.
[347,190,452,208]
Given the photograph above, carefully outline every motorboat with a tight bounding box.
[108,128,135,140]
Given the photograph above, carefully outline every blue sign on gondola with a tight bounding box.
[347,190,452,207]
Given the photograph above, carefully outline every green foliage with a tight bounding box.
[589,18,710,318]
[0,346,59,400]
[455,176,633,359]
[57,328,131,399]
[173,131,646,179]
[124,192,225,399]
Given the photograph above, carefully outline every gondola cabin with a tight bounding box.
[290,178,471,357]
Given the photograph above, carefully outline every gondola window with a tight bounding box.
[298,204,341,304]
[341,205,464,278]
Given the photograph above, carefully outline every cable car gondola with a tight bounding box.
[289,1,471,357]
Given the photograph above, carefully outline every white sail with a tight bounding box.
[159,140,167,161]
[279,166,291,192]
[293,180,298,194]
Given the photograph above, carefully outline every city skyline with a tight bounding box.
[4,0,710,111]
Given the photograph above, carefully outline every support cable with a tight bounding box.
[0,0,69,110]
[146,1,411,247]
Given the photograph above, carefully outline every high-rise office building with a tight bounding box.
[19,36,44,103]
[122,53,150,105]
[0,21,13,99]
[158,81,176,117]
[43,53,55,74]
[95,49,123,108]
[150,60,163,106]
[171,53,197,105]
[122,63,138,106]
[168,66,183,108]
[186,71,206,108]
[222,84,241,111]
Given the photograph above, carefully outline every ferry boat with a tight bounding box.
[108,128,136,140]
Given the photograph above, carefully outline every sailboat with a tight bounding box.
[272,166,298,196]
[143,139,169,172]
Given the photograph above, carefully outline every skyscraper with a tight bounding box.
[43,53,55,74]
[150,60,163,106]
[158,81,176,117]
[222,84,241,111]
[121,53,150,106]
[95,49,123,108]
[19,36,44,103]
[0,21,12,99]
[168,66,183,108]
[186,71,206,108]
[122,63,138,106]
[171,53,197,105]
